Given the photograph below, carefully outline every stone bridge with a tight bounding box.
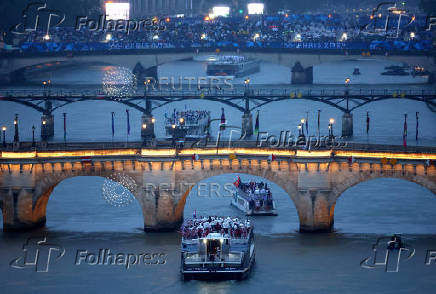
[1,50,434,82]
[0,146,435,233]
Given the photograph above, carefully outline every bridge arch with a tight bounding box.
[328,166,436,232]
[29,168,146,232]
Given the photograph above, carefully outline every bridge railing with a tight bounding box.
[1,88,436,99]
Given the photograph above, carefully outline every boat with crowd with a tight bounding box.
[206,55,260,77]
[231,177,277,216]
[165,109,210,140]
[180,215,255,280]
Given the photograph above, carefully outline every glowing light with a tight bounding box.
[294,33,302,42]
[42,120,47,125]
[102,66,137,98]
[340,32,348,42]
[142,123,147,129]
[165,17,170,22]
[245,15,249,20]
[172,124,176,129]
[179,118,185,124]
[244,78,250,84]
[1,126,6,131]
[105,2,130,20]
[345,78,351,84]
[105,33,112,41]
[410,32,415,39]
[43,34,50,41]
[212,6,230,17]
[151,118,156,124]
[201,33,207,40]
[247,3,264,15]
[329,118,335,124]
[204,15,210,21]
[253,33,260,41]
[152,34,159,40]
[301,119,305,124]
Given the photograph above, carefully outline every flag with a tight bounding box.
[305,112,309,136]
[268,154,276,162]
[126,109,130,136]
[63,113,67,141]
[220,108,226,131]
[192,153,199,161]
[254,110,259,135]
[416,112,419,142]
[366,112,370,134]
[403,114,407,147]
[111,112,115,137]
[317,110,320,137]
[233,176,241,187]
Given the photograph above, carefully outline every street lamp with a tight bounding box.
[179,117,185,125]
[244,78,251,93]
[151,118,156,124]
[2,126,6,147]
[13,113,19,143]
[32,125,36,147]
[329,118,335,138]
[142,123,147,129]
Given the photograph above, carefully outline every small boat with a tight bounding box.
[381,70,410,76]
[165,109,210,140]
[352,67,361,75]
[180,216,255,280]
[231,177,278,216]
[387,234,404,250]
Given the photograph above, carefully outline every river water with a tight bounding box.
[0,60,435,293]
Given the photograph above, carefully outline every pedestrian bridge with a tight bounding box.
[0,143,435,232]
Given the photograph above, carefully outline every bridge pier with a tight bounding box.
[141,113,155,140]
[41,114,54,139]
[341,112,353,137]
[140,187,182,232]
[0,188,46,231]
[296,190,335,233]
[242,112,253,137]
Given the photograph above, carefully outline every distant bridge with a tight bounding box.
[1,50,434,81]
[0,142,435,233]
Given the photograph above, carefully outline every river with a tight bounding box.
[0,60,435,293]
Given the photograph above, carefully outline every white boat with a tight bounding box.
[231,177,278,216]
[181,217,255,280]
[206,55,260,77]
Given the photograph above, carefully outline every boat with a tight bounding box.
[165,109,210,140]
[231,177,278,216]
[387,234,404,250]
[206,55,260,77]
[352,67,361,75]
[180,216,255,280]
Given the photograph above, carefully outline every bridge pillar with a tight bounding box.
[141,113,155,141]
[241,112,253,138]
[296,190,334,233]
[41,114,54,139]
[341,112,353,137]
[1,188,46,231]
[139,187,182,232]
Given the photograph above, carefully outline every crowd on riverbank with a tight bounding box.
[1,8,434,53]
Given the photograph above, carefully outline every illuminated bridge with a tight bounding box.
[0,142,435,232]
[1,87,436,138]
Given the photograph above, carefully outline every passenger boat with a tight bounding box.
[206,55,260,77]
[231,177,278,216]
[165,109,210,140]
[180,216,255,280]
